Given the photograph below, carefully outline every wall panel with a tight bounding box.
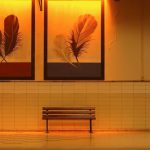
[0,82,149,131]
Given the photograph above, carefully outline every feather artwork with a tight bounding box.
[0,31,2,54]
[0,31,2,47]
[0,31,3,59]
[0,30,6,62]
[0,31,6,62]
[54,34,76,67]
[3,15,21,60]
[68,14,97,63]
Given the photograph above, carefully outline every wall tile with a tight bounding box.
[0,82,149,131]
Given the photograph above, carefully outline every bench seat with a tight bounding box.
[42,107,96,133]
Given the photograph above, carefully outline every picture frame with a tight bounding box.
[44,0,104,80]
[0,0,35,80]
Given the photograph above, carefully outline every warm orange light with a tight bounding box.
[48,0,101,14]
[0,0,31,9]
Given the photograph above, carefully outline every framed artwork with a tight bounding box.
[0,0,35,80]
[44,0,105,80]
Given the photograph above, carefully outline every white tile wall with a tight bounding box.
[0,81,149,131]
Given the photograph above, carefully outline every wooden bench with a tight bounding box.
[42,107,96,133]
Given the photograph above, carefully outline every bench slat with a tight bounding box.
[42,110,95,114]
[43,107,95,110]
[43,115,95,120]
[43,114,95,117]
[43,118,95,120]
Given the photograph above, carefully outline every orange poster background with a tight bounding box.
[47,0,101,63]
[0,0,31,62]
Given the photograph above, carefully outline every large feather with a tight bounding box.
[69,14,97,63]
[4,15,19,57]
[54,35,76,67]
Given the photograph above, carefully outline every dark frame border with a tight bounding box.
[44,0,105,80]
[0,0,35,80]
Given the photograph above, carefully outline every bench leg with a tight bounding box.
[46,119,48,133]
[89,119,92,133]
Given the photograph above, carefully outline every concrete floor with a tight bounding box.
[0,131,149,150]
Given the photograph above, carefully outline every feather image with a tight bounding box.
[3,15,21,60]
[0,30,6,62]
[0,31,2,47]
[68,14,97,63]
[54,34,76,67]
[0,31,3,59]
[0,31,2,55]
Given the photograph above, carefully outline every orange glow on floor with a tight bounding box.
[0,131,149,149]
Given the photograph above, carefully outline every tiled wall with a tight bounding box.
[0,0,150,132]
[0,81,149,131]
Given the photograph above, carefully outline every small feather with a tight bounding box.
[68,14,97,63]
[4,15,20,57]
[54,35,76,67]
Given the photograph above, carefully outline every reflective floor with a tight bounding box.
[0,131,149,150]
